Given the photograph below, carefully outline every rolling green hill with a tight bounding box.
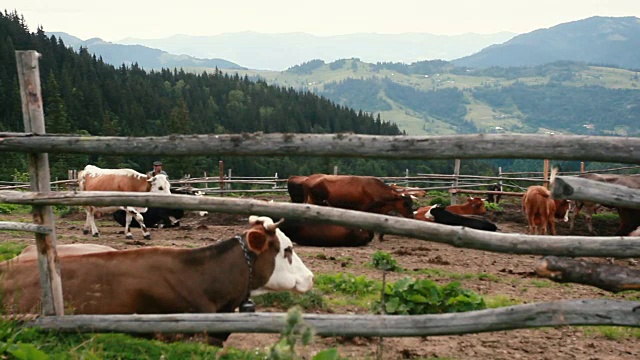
[188,59,640,137]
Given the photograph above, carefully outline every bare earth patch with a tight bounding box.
[1,199,638,359]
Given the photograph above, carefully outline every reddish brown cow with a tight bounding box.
[301,175,415,218]
[414,197,486,222]
[279,219,374,247]
[287,174,325,203]
[0,217,314,316]
[521,186,570,235]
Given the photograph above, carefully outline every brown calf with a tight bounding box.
[522,186,570,235]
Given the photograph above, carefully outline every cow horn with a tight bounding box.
[265,218,285,231]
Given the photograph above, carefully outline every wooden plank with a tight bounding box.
[2,190,640,258]
[23,299,640,336]
[551,176,640,209]
[450,189,524,197]
[0,221,52,234]
[15,50,64,316]
[537,256,640,292]
[1,133,640,163]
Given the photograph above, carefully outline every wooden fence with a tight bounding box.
[1,50,640,336]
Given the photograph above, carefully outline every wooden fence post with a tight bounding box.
[451,159,461,205]
[333,166,338,175]
[580,162,585,173]
[15,50,64,316]
[218,160,224,196]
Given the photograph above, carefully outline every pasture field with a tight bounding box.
[1,196,639,359]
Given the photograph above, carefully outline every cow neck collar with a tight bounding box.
[235,235,256,311]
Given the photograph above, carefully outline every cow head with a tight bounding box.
[249,216,314,295]
[424,204,439,221]
[554,199,572,222]
[383,193,415,218]
[467,197,487,215]
[147,174,171,193]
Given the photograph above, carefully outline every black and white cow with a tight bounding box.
[112,186,207,228]
[425,205,498,232]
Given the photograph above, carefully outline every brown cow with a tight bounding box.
[521,186,570,235]
[79,165,171,239]
[301,175,415,218]
[414,197,486,222]
[0,216,314,316]
[286,174,325,203]
[279,219,374,247]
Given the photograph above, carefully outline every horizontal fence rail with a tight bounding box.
[2,190,640,258]
[23,299,640,337]
[552,176,640,209]
[0,221,52,234]
[2,133,640,163]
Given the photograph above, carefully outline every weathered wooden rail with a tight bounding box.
[22,299,640,336]
[2,190,640,258]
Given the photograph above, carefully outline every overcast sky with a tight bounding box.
[6,0,640,41]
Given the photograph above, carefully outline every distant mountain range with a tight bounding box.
[453,16,640,69]
[49,32,245,70]
[117,32,517,71]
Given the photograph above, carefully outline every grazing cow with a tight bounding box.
[486,183,502,204]
[424,205,498,231]
[568,200,601,234]
[0,216,314,317]
[287,175,313,203]
[279,219,374,247]
[521,185,570,235]
[414,197,487,222]
[572,173,640,236]
[301,175,415,218]
[78,165,171,239]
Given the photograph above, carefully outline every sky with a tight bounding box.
[5,0,640,41]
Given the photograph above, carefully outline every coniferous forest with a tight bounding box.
[0,11,497,181]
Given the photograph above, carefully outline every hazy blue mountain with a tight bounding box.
[453,16,640,69]
[118,31,516,71]
[48,32,245,70]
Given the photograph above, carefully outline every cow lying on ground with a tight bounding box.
[78,165,171,240]
[424,205,498,232]
[279,219,374,247]
[1,216,314,318]
[414,197,487,222]
[522,185,571,235]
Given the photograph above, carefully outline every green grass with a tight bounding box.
[0,242,28,261]
[484,295,523,308]
[592,213,620,221]
[581,326,640,340]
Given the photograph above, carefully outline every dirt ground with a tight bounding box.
[2,197,639,359]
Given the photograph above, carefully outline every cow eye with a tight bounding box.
[284,246,293,265]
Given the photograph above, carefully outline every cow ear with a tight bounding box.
[246,230,269,254]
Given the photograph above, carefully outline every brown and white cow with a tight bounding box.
[568,200,601,234]
[414,197,487,222]
[1,216,314,316]
[78,165,171,239]
[521,185,570,235]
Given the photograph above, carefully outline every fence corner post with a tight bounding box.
[16,50,64,316]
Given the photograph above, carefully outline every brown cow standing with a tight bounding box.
[414,197,486,222]
[569,200,601,234]
[522,186,570,235]
[0,217,296,316]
